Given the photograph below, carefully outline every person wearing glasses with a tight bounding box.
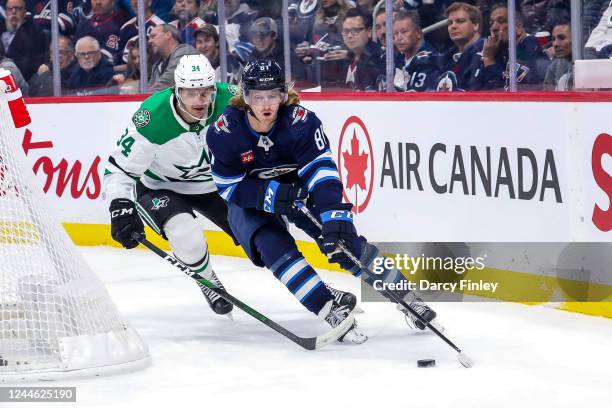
[0,0,48,82]
[65,36,116,95]
[325,7,384,91]
[74,0,128,64]
[28,35,79,97]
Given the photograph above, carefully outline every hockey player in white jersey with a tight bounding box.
[103,55,238,316]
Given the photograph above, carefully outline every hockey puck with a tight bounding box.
[417,359,436,368]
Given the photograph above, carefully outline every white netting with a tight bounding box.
[0,85,150,381]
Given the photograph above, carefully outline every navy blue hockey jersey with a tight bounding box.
[437,37,485,91]
[394,42,440,92]
[75,11,128,62]
[206,105,343,212]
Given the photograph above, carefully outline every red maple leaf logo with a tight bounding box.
[342,130,368,190]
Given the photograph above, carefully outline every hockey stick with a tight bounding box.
[295,203,474,368]
[131,232,355,350]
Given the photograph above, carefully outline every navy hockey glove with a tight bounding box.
[257,181,308,216]
[320,203,360,269]
[110,198,144,249]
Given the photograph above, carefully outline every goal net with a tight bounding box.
[0,71,150,381]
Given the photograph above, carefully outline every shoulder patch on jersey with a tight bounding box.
[228,84,239,95]
[291,106,308,125]
[214,114,230,133]
[132,109,151,128]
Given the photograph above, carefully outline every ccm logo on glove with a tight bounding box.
[321,210,353,222]
[111,207,135,218]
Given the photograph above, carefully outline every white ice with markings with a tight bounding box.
[5,246,610,408]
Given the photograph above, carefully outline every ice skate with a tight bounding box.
[200,270,233,319]
[320,300,368,344]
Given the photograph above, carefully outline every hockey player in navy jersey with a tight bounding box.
[207,59,438,343]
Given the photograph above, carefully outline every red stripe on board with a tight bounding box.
[24,91,612,105]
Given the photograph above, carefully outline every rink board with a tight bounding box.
[19,94,612,318]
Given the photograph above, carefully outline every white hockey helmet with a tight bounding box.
[174,54,216,92]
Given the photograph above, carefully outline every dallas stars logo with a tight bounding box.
[132,109,151,128]
[151,196,169,210]
[173,149,211,180]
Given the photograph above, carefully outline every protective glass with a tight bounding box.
[246,89,285,106]
[178,87,216,104]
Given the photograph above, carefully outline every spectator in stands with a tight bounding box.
[194,24,241,83]
[224,0,259,50]
[150,0,174,22]
[69,0,93,27]
[583,0,612,59]
[0,0,48,82]
[169,0,203,45]
[357,0,377,15]
[74,0,128,65]
[374,6,387,47]
[295,0,354,88]
[249,0,282,19]
[520,0,570,34]
[198,0,218,22]
[66,36,116,95]
[28,35,78,97]
[30,0,77,36]
[543,21,572,90]
[148,24,198,91]
[437,2,485,91]
[0,40,28,95]
[114,45,141,94]
[392,9,440,92]
[325,7,384,91]
[312,0,352,48]
[479,4,550,90]
[249,17,284,63]
[117,0,165,67]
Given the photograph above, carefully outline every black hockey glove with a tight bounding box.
[257,180,308,216]
[320,203,360,269]
[110,198,144,249]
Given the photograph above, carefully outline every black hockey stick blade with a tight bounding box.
[295,202,475,367]
[131,233,355,350]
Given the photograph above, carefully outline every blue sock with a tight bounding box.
[254,225,333,315]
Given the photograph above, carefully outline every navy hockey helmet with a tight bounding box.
[240,59,286,94]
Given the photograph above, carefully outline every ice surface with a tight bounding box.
[4,246,610,408]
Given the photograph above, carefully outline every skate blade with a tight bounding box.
[342,328,368,344]
[220,312,234,321]
[354,305,365,314]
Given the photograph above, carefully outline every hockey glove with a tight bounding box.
[110,198,145,249]
[320,203,360,269]
[257,180,308,216]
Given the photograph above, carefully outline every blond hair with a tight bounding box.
[230,87,300,109]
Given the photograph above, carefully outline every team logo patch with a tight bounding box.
[151,196,169,210]
[241,150,254,164]
[299,0,317,15]
[291,106,308,125]
[228,84,239,95]
[257,135,274,152]
[214,114,230,133]
[132,109,151,128]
